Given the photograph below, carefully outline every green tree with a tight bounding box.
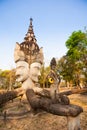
[39,66,50,88]
[66,30,86,60]
[0,69,16,90]
[57,30,87,88]
[66,30,87,87]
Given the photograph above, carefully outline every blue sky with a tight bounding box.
[0,0,87,70]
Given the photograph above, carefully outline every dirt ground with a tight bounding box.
[0,90,87,130]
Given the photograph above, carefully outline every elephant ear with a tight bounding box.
[14,42,25,62]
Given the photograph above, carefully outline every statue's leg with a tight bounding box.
[26,89,83,129]
[67,115,81,130]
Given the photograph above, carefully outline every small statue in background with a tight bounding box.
[47,57,60,101]
[47,57,69,104]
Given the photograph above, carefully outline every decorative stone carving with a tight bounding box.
[14,18,83,130]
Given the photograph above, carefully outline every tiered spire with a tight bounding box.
[24,18,37,43]
[14,18,44,65]
[20,18,39,56]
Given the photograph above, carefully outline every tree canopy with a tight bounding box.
[57,30,87,87]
